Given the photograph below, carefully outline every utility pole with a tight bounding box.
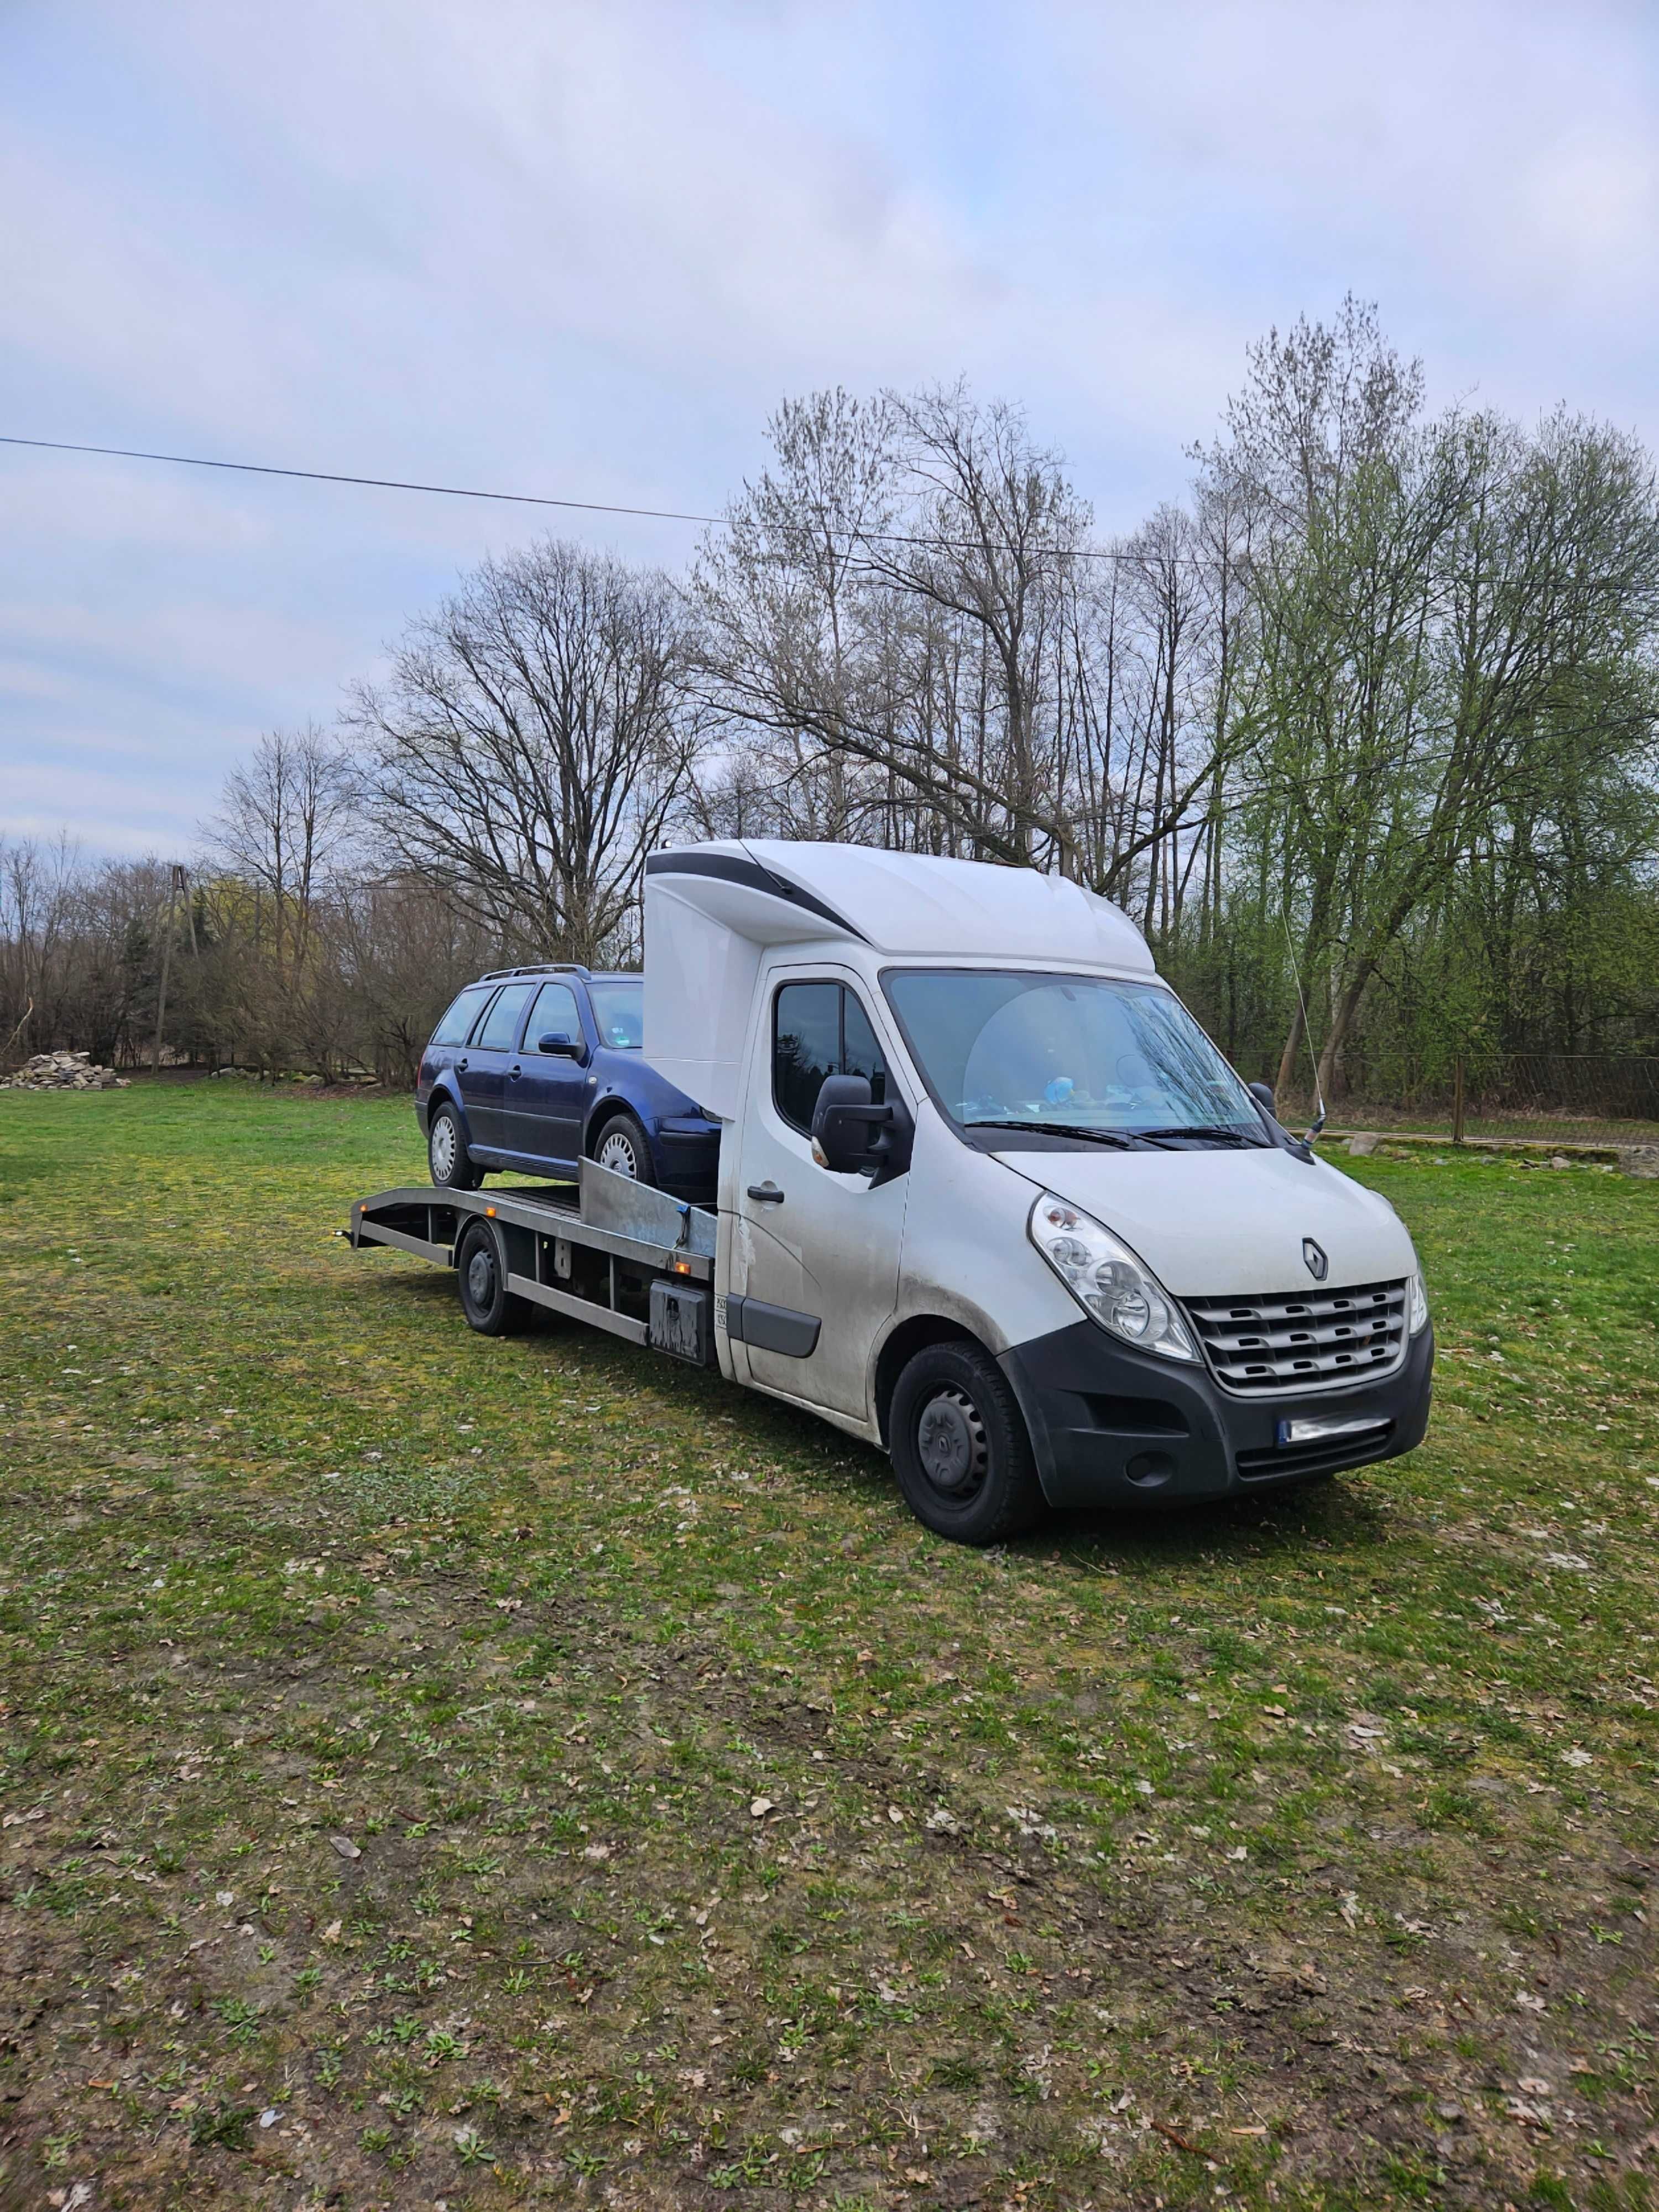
[150,863,186,1079]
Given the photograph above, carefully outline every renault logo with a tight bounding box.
[1302,1238,1329,1282]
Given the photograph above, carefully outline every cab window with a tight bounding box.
[773,981,888,1133]
[475,981,535,1052]
[526,981,583,1050]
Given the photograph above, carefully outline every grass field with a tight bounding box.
[1,1085,1656,2212]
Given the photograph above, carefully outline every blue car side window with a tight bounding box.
[526,981,583,1050]
[475,983,535,1052]
[587,979,643,1049]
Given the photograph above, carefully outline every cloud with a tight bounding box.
[0,593,371,702]
[0,757,213,855]
[0,452,275,554]
[1052,1,1659,337]
[3,0,1658,852]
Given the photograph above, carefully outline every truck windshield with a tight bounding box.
[883,969,1267,1146]
[588,979,644,1050]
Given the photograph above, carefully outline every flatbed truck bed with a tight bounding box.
[350,1162,718,1363]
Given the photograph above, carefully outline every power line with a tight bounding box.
[0,434,729,529]
[0,432,1233,568]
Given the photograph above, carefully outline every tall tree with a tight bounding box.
[692,382,1246,889]
[206,725,357,989]
[354,539,707,966]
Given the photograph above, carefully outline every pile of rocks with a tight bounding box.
[1,1049,130,1091]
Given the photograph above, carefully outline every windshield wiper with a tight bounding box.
[1136,1124,1269,1148]
[964,1120,1150,1149]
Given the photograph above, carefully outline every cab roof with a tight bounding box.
[644,839,1155,972]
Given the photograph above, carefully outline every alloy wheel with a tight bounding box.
[430,1115,457,1180]
[597,1129,640,1178]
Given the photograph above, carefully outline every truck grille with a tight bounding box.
[1182,1279,1407,1393]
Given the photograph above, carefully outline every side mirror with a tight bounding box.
[811,1073,912,1183]
[1247,1081,1277,1115]
[539,1031,584,1059]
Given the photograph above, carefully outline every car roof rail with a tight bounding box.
[479,962,594,982]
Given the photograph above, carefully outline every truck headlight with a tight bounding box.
[1407,1271,1430,1335]
[1029,1191,1199,1363]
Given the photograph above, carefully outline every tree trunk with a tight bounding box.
[1274,1001,1305,1104]
[1315,963,1371,1104]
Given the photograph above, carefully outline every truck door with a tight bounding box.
[734,972,909,1421]
[461,980,535,1152]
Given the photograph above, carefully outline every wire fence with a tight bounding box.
[1285,1053,1659,1147]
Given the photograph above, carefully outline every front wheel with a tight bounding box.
[889,1340,1044,1545]
[591,1109,656,1186]
[429,1103,482,1191]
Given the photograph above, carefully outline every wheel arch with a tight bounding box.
[874,1314,987,1447]
[425,1081,468,1134]
[583,1097,623,1149]
[584,1098,654,1163]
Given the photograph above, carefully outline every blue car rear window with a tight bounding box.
[430,985,492,1048]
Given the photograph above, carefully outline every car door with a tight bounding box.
[505,979,589,1168]
[733,968,910,1420]
[461,980,536,1152]
[449,987,499,1146]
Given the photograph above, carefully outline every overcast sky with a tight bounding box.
[3,0,1657,855]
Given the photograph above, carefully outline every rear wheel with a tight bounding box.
[455,1219,529,1336]
[889,1340,1043,1545]
[591,1109,656,1186]
[429,1103,482,1191]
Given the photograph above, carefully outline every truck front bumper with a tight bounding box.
[999,1317,1433,1510]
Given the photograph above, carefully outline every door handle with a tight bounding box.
[747,1182,785,1203]
[456,1056,469,1072]
[508,1064,522,1079]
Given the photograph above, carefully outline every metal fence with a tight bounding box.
[1286,1053,1659,1147]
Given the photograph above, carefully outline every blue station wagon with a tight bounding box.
[416,965,720,1201]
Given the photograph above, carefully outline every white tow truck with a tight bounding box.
[352,841,1433,1542]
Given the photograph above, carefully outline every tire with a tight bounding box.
[429,1102,482,1191]
[455,1219,530,1337]
[591,1108,656,1187]
[889,1340,1044,1546]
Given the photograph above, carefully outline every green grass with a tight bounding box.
[1,1082,1657,2209]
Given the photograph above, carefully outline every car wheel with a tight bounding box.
[592,1109,656,1186]
[454,1219,529,1336]
[429,1103,482,1191]
[890,1340,1044,1546]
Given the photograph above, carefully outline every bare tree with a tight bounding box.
[692,383,1250,889]
[0,834,83,1064]
[321,869,501,1085]
[205,725,357,988]
[354,539,706,967]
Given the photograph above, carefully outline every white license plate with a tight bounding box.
[1276,1413,1389,1447]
